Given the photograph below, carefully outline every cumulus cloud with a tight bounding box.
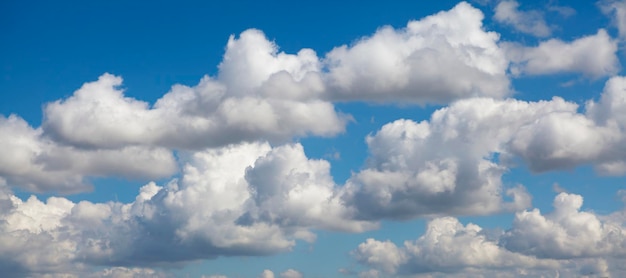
[5,1,626,277]
[505,29,619,78]
[325,1,510,103]
[514,75,626,175]
[0,141,375,276]
[494,0,551,37]
[40,2,515,154]
[11,1,618,195]
[502,192,626,259]
[342,75,626,220]
[353,192,626,276]
[340,98,571,220]
[0,114,177,193]
[44,69,345,150]
[353,217,558,276]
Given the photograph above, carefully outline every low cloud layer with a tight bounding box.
[353,193,626,277]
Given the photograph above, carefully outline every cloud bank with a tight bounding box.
[2,1,626,277]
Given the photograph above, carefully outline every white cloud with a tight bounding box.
[502,192,626,259]
[0,141,375,276]
[353,217,558,276]
[353,191,626,276]
[513,76,626,174]
[601,0,626,39]
[5,1,626,277]
[340,97,572,220]
[40,2,513,155]
[44,70,346,150]
[342,76,626,220]
[9,75,626,276]
[2,1,516,194]
[325,1,510,103]
[279,269,303,278]
[505,29,619,78]
[88,267,171,278]
[259,270,275,278]
[0,114,177,193]
[494,0,551,37]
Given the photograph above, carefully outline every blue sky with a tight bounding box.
[2,0,626,277]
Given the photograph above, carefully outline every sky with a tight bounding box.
[2,0,626,277]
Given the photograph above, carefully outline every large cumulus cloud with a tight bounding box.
[0,141,374,276]
[352,193,626,277]
[3,1,626,277]
[0,114,176,193]
[324,1,510,103]
[341,75,626,221]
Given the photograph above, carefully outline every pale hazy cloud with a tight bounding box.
[494,0,551,37]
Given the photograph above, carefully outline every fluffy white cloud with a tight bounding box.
[352,191,626,277]
[0,114,176,193]
[10,74,626,276]
[325,1,510,103]
[340,97,576,220]
[44,69,345,150]
[513,76,626,174]
[353,217,557,276]
[505,29,619,77]
[5,2,626,277]
[342,75,626,221]
[41,2,513,154]
[494,0,551,37]
[502,192,626,259]
[0,141,374,276]
[3,1,574,195]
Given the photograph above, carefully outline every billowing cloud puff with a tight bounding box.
[44,70,345,150]
[512,76,626,174]
[7,1,617,194]
[353,217,557,276]
[42,2,513,153]
[494,0,551,37]
[505,29,619,78]
[4,1,626,277]
[0,141,375,276]
[340,97,576,220]
[342,75,626,221]
[352,192,626,277]
[502,192,626,259]
[325,1,510,103]
[0,114,176,193]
